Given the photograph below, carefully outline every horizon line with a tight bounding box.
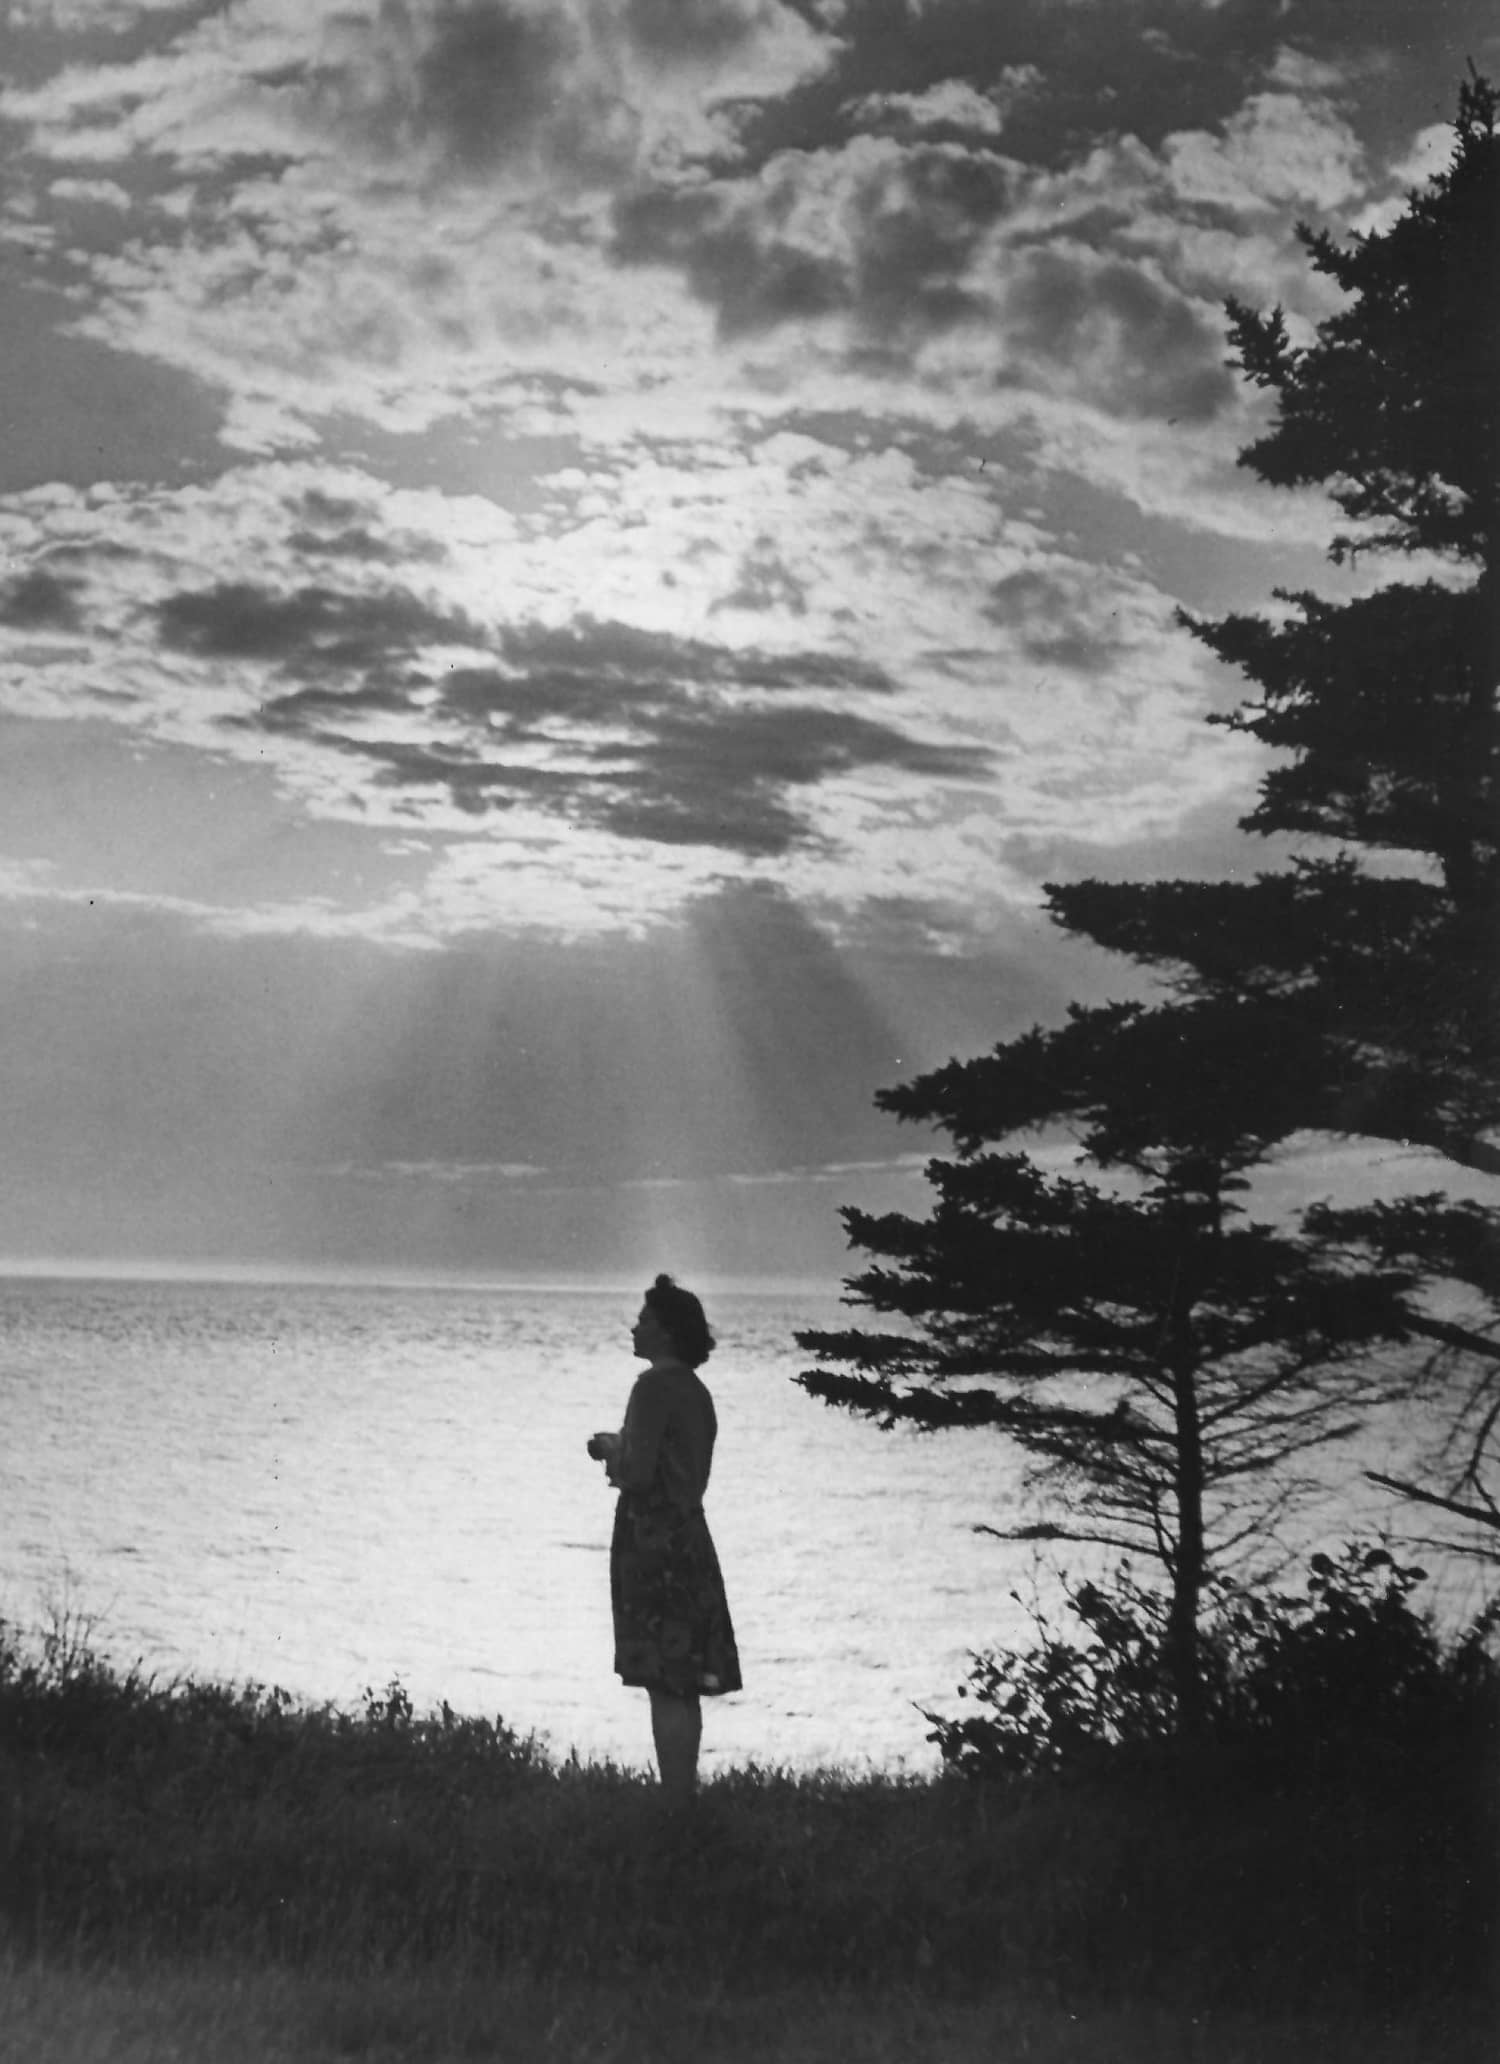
[0,1256,842,1298]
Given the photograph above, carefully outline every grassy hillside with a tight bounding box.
[1,1618,1493,2061]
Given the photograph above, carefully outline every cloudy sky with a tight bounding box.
[0,0,1492,1284]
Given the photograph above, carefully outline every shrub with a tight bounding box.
[923,1545,1500,1781]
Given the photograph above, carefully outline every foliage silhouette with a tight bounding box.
[799,77,1500,1717]
[924,1544,1499,1782]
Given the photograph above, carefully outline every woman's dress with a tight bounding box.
[608,1362,742,1698]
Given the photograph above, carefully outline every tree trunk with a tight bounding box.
[1169,1357,1207,1736]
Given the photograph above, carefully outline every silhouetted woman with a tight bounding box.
[587,1275,741,1806]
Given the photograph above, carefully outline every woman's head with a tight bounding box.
[638,1273,714,1367]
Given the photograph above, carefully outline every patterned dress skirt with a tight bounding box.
[610,1488,742,1698]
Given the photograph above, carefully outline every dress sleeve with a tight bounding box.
[607,1372,668,1491]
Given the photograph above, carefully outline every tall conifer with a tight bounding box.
[798,79,1500,1707]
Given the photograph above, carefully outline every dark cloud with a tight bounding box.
[612,120,1228,418]
[1003,245,1234,422]
[650,699,976,787]
[359,738,582,815]
[297,489,368,527]
[607,3,1487,392]
[983,567,1137,673]
[586,783,810,856]
[252,680,416,730]
[414,1,576,171]
[158,577,976,854]
[844,145,1016,344]
[285,489,446,566]
[315,0,632,186]
[155,583,478,669]
[622,0,773,64]
[614,183,847,336]
[713,539,810,615]
[354,689,986,853]
[492,616,897,696]
[613,140,1020,345]
[0,567,84,631]
[286,526,447,565]
[592,700,980,852]
[435,664,615,727]
[281,0,814,196]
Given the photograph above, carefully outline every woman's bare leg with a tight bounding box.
[648,1689,702,1807]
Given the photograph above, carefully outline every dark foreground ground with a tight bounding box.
[1,1637,1494,2062]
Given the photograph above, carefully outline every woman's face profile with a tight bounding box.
[631,1303,676,1363]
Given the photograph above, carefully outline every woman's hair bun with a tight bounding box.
[643,1273,715,1366]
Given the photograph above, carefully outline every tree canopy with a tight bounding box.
[798,77,1500,1714]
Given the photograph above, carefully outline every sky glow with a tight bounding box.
[1,0,1493,1279]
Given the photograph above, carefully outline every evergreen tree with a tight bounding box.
[1058,73,1497,1174]
[798,79,1500,1706]
[797,1007,1416,1727]
[1074,71,1500,1549]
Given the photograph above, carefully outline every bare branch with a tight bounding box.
[1404,1313,1500,1366]
[1365,1470,1500,1534]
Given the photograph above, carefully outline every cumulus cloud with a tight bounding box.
[982,563,1157,675]
[608,106,1314,433]
[1383,120,1460,194]
[197,0,837,192]
[6,0,1465,950]
[0,0,1395,539]
[0,0,1330,469]
[997,243,1234,423]
[313,2,621,186]
[1162,92,1366,213]
[0,0,838,451]
[844,78,1005,136]
[612,133,1022,347]
[47,176,133,207]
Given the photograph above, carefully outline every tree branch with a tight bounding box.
[1403,1312,1500,1365]
[1365,1469,1500,1533]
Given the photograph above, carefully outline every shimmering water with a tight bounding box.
[0,1275,1040,1774]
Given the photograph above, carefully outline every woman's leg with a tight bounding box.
[647,1688,702,1807]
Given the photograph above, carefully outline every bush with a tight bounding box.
[0,1609,543,1817]
[923,1545,1500,1781]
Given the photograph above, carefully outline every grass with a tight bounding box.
[4,1956,1492,2064]
[1,1617,1494,2061]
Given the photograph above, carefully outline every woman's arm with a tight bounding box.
[605,1371,668,1491]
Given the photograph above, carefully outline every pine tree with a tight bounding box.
[798,79,1500,1702]
[797,1004,1416,1727]
[1059,73,1498,1171]
[1089,71,1500,1547]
